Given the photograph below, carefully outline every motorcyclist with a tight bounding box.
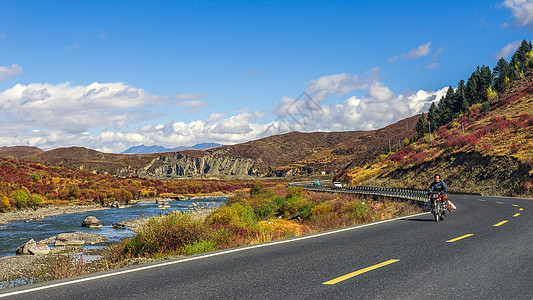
[428,174,451,211]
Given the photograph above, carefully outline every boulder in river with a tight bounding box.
[39,232,108,246]
[82,216,103,228]
[16,239,50,255]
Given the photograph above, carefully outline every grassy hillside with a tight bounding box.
[339,71,533,197]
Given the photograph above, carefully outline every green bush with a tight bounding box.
[250,181,264,196]
[11,189,29,209]
[124,213,212,257]
[30,194,43,207]
[181,240,218,255]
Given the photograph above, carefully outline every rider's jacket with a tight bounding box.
[429,180,448,195]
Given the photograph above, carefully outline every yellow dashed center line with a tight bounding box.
[519,208,523,211]
[513,213,520,217]
[322,259,400,285]
[493,220,508,227]
[478,199,486,202]
[496,202,504,204]
[446,234,474,243]
[512,204,519,207]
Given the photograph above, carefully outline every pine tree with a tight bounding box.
[427,102,439,132]
[415,113,428,139]
[477,66,493,103]
[493,57,510,92]
[438,86,455,125]
[465,72,478,106]
[453,79,468,114]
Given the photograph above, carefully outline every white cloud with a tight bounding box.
[367,81,395,101]
[426,62,440,69]
[174,100,211,113]
[494,40,521,59]
[502,0,533,29]
[0,33,6,39]
[407,41,432,58]
[0,64,23,81]
[174,93,208,100]
[0,74,449,153]
[390,42,432,61]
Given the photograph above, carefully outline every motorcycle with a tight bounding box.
[429,192,447,222]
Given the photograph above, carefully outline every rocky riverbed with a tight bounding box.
[0,205,220,285]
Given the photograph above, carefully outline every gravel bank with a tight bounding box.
[0,204,109,225]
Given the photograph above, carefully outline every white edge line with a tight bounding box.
[0,211,429,297]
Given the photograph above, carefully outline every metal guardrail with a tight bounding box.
[288,183,429,202]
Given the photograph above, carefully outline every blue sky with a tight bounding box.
[0,0,531,152]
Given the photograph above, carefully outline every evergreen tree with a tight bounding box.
[415,113,428,139]
[510,39,533,76]
[453,79,468,114]
[427,102,439,132]
[465,71,478,106]
[438,86,455,125]
[493,57,510,92]
[477,65,493,103]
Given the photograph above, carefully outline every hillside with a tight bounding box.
[339,70,533,197]
[0,156,260,212]
[0,117,418,178]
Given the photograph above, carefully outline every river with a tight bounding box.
[0,198,227,257]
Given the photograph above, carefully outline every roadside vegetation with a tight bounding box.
[1,183,420,288]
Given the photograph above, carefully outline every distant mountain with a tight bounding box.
[191,143,223,150]
[121,143,223,154]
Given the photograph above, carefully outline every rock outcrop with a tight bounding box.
[39,232,108,246]
[16,239,50,255]
[129,151,258,178]
[82,216,103,228]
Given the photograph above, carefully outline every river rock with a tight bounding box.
[16,239,36,255]
[82,216,103,228]
[54,233,86,246]
[28,242,50,255]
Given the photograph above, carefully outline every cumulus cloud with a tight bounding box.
[494,40,521,59]
[367,81,395,101]
[0,73,449,153]
[502,0,533,29]
[271,86,448,133]
[0,64,23,81]
[390,42,432,62]
[271,71,447,135]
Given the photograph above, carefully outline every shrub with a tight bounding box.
[11,189,29,209]
[250,181,264,196]
[511,143,521,153]
[30,194,43,207]
[181,240,218,255]
[124,213,212,257]
[0,194,11,212]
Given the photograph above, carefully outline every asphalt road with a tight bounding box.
[1,194,531,299]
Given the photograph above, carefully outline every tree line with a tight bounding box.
[416,39,533,138]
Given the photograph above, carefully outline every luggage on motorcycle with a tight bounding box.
[448,200,456,212]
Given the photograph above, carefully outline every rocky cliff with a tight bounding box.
[128,151,258,177]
